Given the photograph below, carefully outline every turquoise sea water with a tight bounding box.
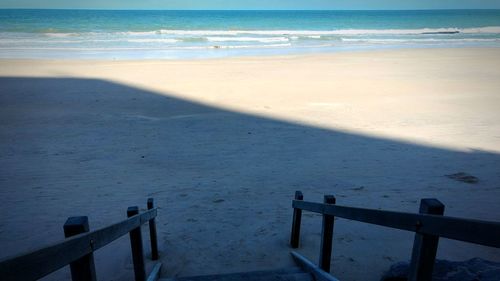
[1,9,500,59]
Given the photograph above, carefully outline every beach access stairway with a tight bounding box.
[159,251,339,281]
[0,192,499,281]
[160,267,315,281]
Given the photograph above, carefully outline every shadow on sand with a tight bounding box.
[1,77,499,281]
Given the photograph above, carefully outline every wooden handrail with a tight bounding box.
[290,192,500,281]
[0,208,157,281]
[293,200,500,248]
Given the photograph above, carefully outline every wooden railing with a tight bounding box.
[290,191,500,281]
[0,198,161,281]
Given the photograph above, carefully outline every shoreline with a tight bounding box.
[0,45,498,63]
[1,45,500,63]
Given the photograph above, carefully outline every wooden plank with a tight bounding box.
[293,200,500,248]
[148,198,159,260]
[0,208,157,281]
[63,216,97,281]
[146,262,162,281]
[161,267,311,281]
[128,206,146,281]
[408,199,445,281]
[162,273,313,281]
[318,195,335,273]
[291,251,340,281]
[290,191,304,248]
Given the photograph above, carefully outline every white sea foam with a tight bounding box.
[126,38,179,43]
[0,47,161,51]
[177,43,291,49]
[461,26,500,34]
[341,38,500,43]
[117,31,159,36]
[210,43,291,49]
[151,26,500,36]
[0,43,292,51]
[157,30,241,36]
[0,39,77,44]
[206,36,289,43]
[0,38,179,44]
[6,26,500,41]
[44,32,79,37]
[1,25,500,60]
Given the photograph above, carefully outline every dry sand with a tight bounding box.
[0,48,499,280]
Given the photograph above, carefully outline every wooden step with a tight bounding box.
[160,267,313,281]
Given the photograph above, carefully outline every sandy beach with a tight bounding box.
[1,47,500,280]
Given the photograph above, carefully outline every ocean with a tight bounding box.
[1,9,500,59]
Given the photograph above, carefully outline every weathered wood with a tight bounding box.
[162,273,312,281]
[0,208,156,281]
[146,262,163,281]
[292,200,500,248]
[408,199,445,281]
[291,251,340,281]
[290,191,304,248]
[63,216,97,281]
[161,267,312,281]
[148,198,159,260]
[319,195,336,273]
[128,206,146,281]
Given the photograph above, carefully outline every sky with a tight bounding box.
[1,0,500,10]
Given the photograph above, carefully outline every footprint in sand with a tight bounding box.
[254,227,268,237]
[338,235,353,243]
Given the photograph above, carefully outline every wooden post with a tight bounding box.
[147,198,159,260]
[319,195,336,273]
[63,216,97,281]
[290,191,304,248]
[127,206,146,281]
[408,198,445,281]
